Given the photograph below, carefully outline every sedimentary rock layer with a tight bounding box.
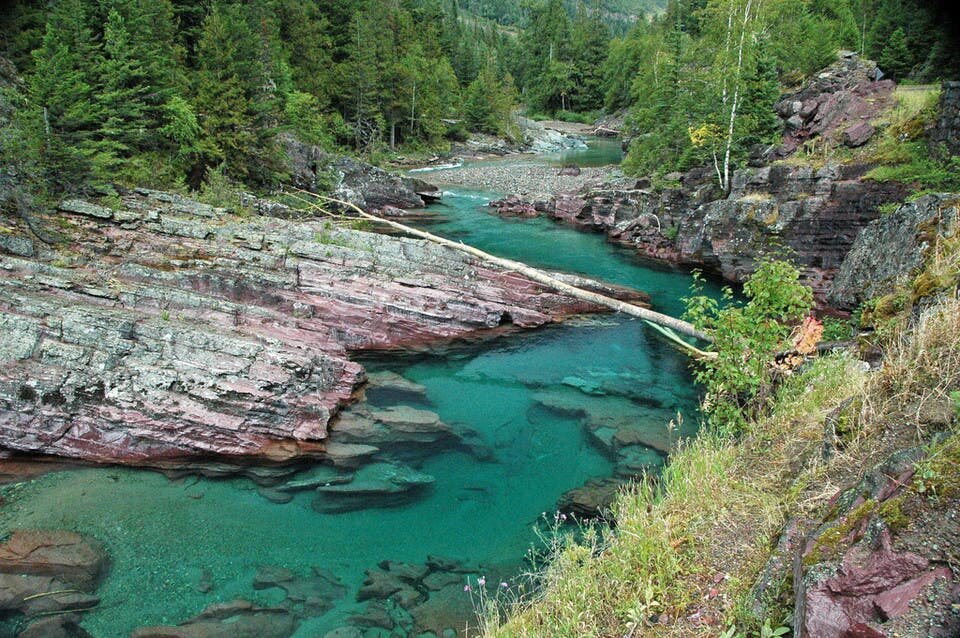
[0,189,604,465]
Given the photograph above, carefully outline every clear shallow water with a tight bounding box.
[409,136,624,173]
[0,148,716,637]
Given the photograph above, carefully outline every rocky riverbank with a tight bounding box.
[420,162,619,199]
[0,188,637,470]
[482,55,935,309]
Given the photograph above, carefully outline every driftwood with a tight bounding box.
[284,187,714,348]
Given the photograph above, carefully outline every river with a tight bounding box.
[0,139,718,637]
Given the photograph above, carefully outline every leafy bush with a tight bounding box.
[684,259,814,432]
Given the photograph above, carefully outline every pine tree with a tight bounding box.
[193,1,281,186]
[29,0,101,188]
[878,27,913,80]
[90,8,148,177]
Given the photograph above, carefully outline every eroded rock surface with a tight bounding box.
[792,450,958,638]
[0,189,604,466]
[829,193,960,309]
[774,52,894,157]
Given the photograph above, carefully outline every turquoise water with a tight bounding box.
[0,150,715,637]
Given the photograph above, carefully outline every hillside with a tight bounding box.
[456,0,667,31]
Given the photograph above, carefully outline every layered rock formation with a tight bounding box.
[494,162,907,305]
[829,193,960,309]
[0,189,609,467]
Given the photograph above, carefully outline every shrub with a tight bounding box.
[684,259,814,432]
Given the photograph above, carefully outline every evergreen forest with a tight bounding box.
[1,0,957,197]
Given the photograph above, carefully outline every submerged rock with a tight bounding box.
[252,565,346,615]
[131,600,297,638]
[312,462,435,513]
[17,615,93,638]
[558,478,622,517]
[276,464,354,492]
[0,530,106,619]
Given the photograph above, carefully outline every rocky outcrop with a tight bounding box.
[516,116,588,154]
[506,162,907,304]
[0,189,608,467]
[775,52,895,157]
[791,450,956,638]
[281,134,436,211]
[829,194,960,309]
[928,81,960,157]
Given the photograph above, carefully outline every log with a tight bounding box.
[286,187,712,345]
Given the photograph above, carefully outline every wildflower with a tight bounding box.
[463,584,471,592]
[477,576,486,587]
[500,582,509,588]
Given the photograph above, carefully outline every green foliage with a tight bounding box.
[866,152,960,192]
[194,164,250,215]
[462,64,516,136]
[684,259,814,432]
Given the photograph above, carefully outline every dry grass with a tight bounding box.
[487,355,865,638]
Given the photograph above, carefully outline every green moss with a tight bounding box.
[912,434,960,500]
[804,499,877,566]
[877,496,909,531]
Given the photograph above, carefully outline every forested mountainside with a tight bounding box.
[1,0,958,202]
[457,0,668,33]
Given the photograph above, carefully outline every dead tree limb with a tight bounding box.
[285,186,714,347]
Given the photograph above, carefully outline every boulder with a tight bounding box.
[0,530,106,590]
[489,195,538,218]
[131,600,297,638]
[558,478,622,517]
[280,134,433,211]
[829,194,960,309]
[842,122,875,147]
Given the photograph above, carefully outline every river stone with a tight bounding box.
[0,530,107,590]
[408,580,476,636]
[17,614,93,638]
[422,571,462,591]
[378,560,430,583]
[276,465,354,492]
[316,462,434,495]
[131,600,296,638]
[558,478,622,517]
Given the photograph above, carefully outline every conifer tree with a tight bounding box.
[29,0,100,188]
[193,1,280,186]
